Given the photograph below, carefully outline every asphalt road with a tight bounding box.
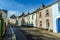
[3,25,27,40]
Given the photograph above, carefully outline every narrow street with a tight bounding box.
[0,0,60,40]
[2,25,60,40]
[3,25,27,40]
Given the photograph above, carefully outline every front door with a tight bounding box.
[57,18,60,33]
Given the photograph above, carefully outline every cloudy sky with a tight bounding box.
[0,0,56,18]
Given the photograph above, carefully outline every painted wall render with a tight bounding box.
[52,2,60,33]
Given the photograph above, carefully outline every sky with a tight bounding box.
[0,0,56,18]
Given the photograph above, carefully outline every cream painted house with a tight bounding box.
[36,0,60,33]
[36,4,53,31]
[9,15,17,25]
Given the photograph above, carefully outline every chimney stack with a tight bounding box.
[40,3,45,9]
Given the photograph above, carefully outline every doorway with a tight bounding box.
[46,19,50,30]
[56,18,60,33]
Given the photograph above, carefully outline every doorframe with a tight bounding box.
[56,17,60,33]
[55,16,60,33]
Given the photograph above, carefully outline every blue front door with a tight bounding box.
[57,18,60,33]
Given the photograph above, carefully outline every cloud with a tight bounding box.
[0,0,56,18]
[8,11,21,18]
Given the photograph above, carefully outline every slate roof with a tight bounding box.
[10,15,16,19]
[0,10,7,13]
[19,0,60,18]
[19,12,25,18]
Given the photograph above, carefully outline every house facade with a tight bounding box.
[0,10,8,38]
[25,13,37,27]
[9,15,17,25]
[18,12,37,27]
[36,0,60,33]
[36,4,53,31]
[18,13,25,26]
[0,10,8,25]
[18,0,60,33]
[52,1,60,33]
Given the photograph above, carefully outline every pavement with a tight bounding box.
[3,25,27,40]
[20,27,60,40]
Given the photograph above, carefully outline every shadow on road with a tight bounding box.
[20,30,45,40]
[20,29,60,40]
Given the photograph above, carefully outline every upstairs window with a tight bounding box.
[39,12,42,18]
[32,14,34,20]
[58,2,60,11]
[46,10,49,13]
[46,9,49,17]
[29,16,30,19]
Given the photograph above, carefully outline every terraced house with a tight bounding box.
[19,0,60,33]
[9,15,17,25]
[36,0,60,33]
[18,12,25,26]
[36,4,53,31]
[19,12,37,27]
[25,12,37,27]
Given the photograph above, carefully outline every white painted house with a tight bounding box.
[28,13,37,27]
[52,1,60,33]
[18,13,25,26]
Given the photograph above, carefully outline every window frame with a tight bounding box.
[39,12,42,18]
[40,21,42,28]
[46,9,49,17]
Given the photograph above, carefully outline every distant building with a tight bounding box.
[9,15,17,25]
[18,12,25,26]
